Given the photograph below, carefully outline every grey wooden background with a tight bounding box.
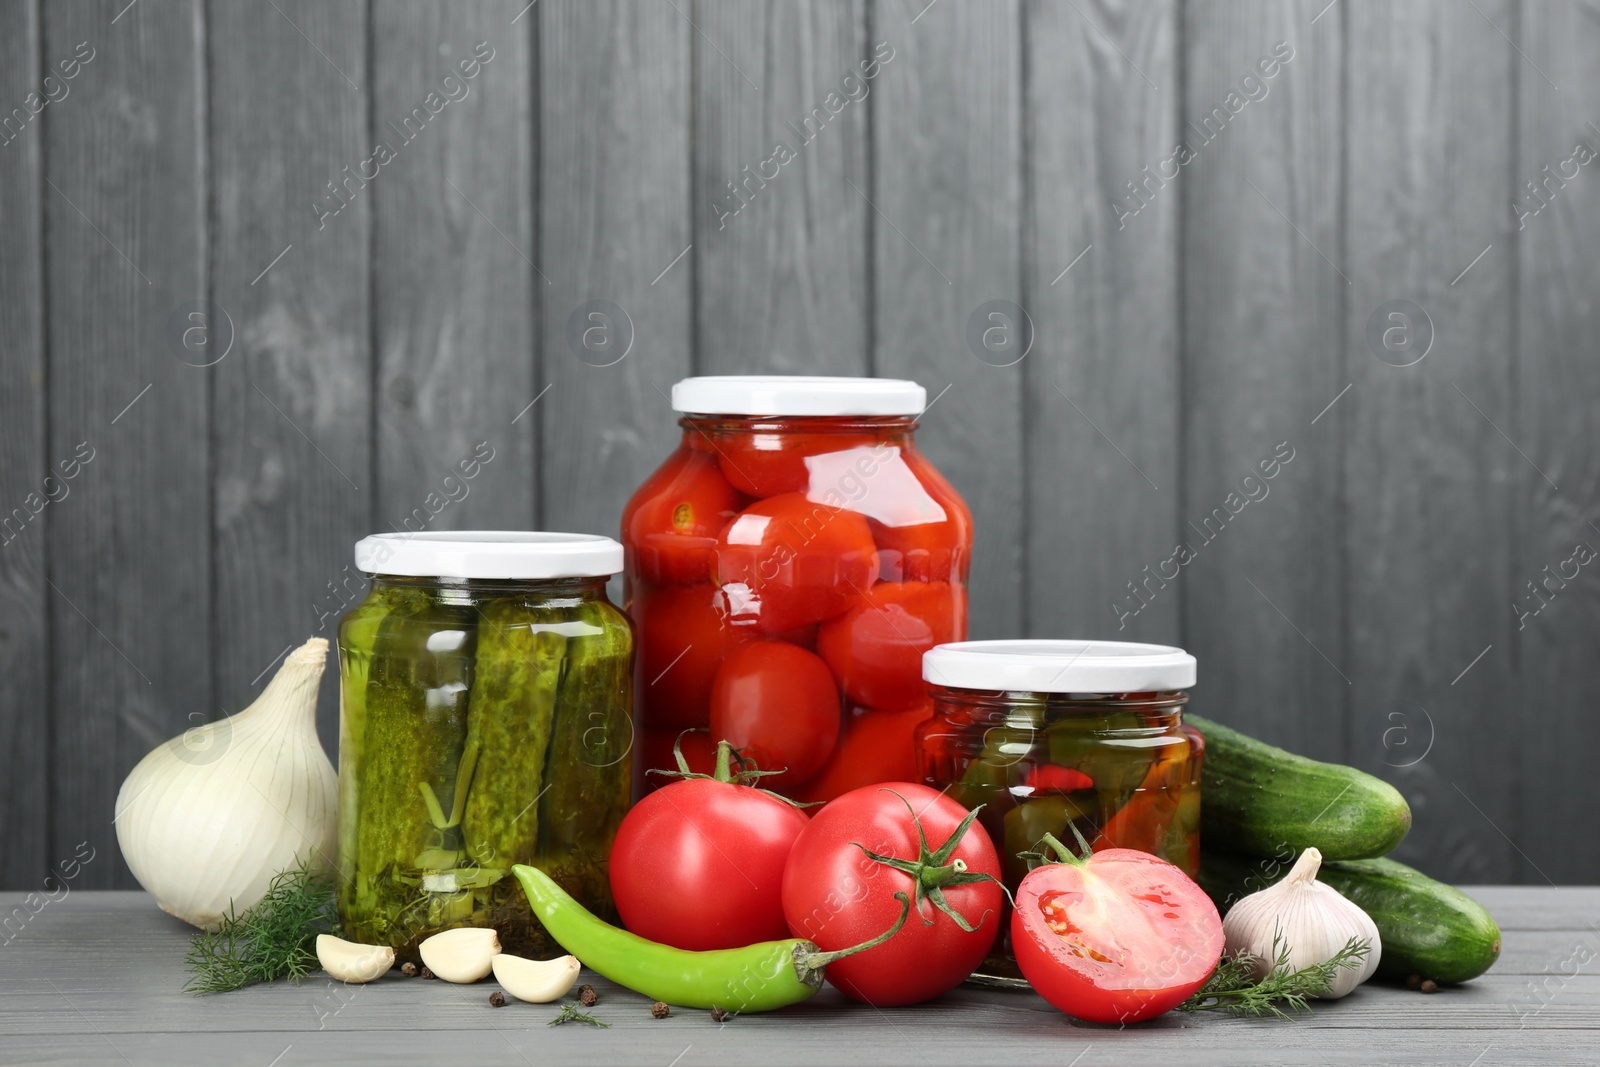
[1,0,1595,892]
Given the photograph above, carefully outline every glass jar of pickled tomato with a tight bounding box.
[915,640,1201,984]
[623,376,972,801]
[336,532,633,960]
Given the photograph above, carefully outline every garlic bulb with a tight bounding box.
[114,637,338,929]
[1223,847,1381,998]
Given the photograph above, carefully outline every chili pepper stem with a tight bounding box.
[794,892,914,975]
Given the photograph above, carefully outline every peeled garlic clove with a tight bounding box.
[419,927,501,983]
[492,953,580,1003]
[317,934,395,983]
[1222,847,1382,999]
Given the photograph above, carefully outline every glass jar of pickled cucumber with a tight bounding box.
[336,532,633,960]
[915,640,1201,985]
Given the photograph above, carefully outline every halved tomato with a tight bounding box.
[1012,838,1223,1024]
[815,581,964,709]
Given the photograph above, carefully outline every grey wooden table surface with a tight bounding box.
[1,889,1595,1067]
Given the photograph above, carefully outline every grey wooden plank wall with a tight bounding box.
[0,0,1593,890]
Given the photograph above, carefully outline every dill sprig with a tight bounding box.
[1179,934,1372,1018]
[183,859,340,994]
[548,1003,610,1028]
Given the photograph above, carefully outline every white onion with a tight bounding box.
[114,638,337,929]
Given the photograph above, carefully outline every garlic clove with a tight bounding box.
[316,934,395,984]
[419,927,501,983]
[491,953,581,1003]
[1221,847,1382,999]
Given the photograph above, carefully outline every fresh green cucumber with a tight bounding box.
[1187,713,1410,860]
[1199,850,1502,984]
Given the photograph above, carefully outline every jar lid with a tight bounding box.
[671,375,926,416]
[923,640,1196,693]
[354,531,624,579]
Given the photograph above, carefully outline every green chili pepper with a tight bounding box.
[511,864,911,1013]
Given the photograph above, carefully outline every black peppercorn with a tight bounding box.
[652,1001,670,1019]
[420,965,437,980]
[710,1007,729,1023]
[1421,979,1438,994]
[578,984,598,1007]
[489,991,507,1007]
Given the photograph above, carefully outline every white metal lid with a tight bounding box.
[354,531,624,579]
[671,375,926,416]
[923,640,1196,693]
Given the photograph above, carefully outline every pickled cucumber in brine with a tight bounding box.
[535,599,633,915]
[461,600,568,869]
[336,573,633,959]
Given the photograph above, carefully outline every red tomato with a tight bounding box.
[713,493,880,633]
[611,750,810,951]
[716,430,879,498]
[631,581,744,732]
[1012,843,1223,1024]
[782,783,1003,1006]
[870,449,972,583]
[708,641,841,788]
[794,704,933,803]
[623,447,745,584]
[815,581,964,709]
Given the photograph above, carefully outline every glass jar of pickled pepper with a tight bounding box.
[336,532,633,960]
[623,376,972,801]
[916,640,1201,984]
